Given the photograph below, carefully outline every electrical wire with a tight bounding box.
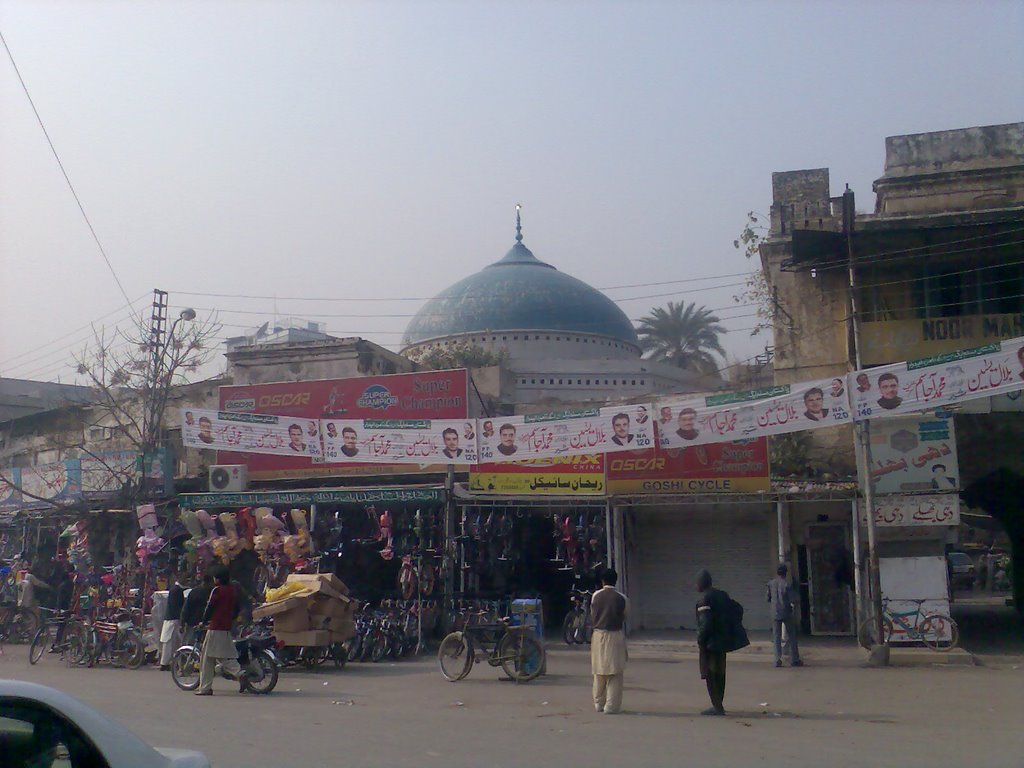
[0,28,135,312]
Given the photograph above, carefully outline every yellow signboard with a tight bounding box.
[862,314,1024,365]
[469,455,605,495]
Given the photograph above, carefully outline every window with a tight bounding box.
[531,379,536,384]
[631,380,636,386]
[586,379,591,385]
[558,379,563,385]
[0,701,109,768]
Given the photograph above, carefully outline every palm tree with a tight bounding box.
[636,301,726,373]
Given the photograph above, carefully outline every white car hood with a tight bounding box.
[155,747,212,768]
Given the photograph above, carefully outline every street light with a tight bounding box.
[179,308,196,322]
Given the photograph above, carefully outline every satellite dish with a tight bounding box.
[255,321,270,338]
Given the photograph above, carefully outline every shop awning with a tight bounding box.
[178,485,445,509]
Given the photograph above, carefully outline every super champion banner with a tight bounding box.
[182,408,323,459]
[848,337,1024,420]
[656,376,852,449]
[321,419,479,465]
[477,404,655,463]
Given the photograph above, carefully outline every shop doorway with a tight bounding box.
[803,523,855,635]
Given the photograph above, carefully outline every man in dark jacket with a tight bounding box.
[159,573,186,671]
[696,569,728,716]
[181,573,213,644]
[49,565,75,652]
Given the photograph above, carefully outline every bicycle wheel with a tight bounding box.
[331,641,348,669]
[857,613,894,648]
[66,631,88,667]
[498,630,544,682]
[29,625,53,664]
[562,610,580,645]
[438,631,473,682]
[122,634,146,669]
[10,608,39,644]
[346,633,363,662]
[919,614,959,652]
[171,647,202,691]
[371,633,389,663]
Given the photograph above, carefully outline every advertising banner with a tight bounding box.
[182,408,324,459]
[656,377,852,450]
[217,370,469,479]
[0,450,166,512]
[606,436,770,494]
[848,337,1024,421]
[469,455,605,495]
[859,494,960,528]
[868,415,958,493]
[321,419,478,465]
[476,404,655,464]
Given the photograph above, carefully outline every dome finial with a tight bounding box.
[515,203,523,243]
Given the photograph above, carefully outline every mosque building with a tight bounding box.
[401,210,705,406]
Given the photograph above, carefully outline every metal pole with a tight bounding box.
[443,465,455,631]
[850,498,864,621]
[605,501,613,569]
[844,187,886,661]
[776,498,786,563]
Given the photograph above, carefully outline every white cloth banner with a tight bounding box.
[859,494,960,527]
[656,377,853,449]
[180,408,323,458]
[477,404,655,463]
[849,337,1024,420]
[321,419,479,464]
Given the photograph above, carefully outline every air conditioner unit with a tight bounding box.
[209,464,247,492]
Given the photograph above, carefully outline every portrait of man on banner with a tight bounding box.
[877,372,903,410]
[611,413,635,446]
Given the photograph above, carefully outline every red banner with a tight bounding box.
[606,436,770,494]
[218,370,469,479]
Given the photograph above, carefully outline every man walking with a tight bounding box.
[696,569,728,716]
[590,569,628,714]
[160,572,186,671]
[767,563,802,667]
[195,571,244,696]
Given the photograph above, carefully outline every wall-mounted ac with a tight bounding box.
[209,464,247,492]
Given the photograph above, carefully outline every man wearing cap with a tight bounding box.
[767,563,802,668]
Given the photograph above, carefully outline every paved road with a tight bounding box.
[3,642,1022,768]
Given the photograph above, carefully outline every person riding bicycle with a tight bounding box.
[49,564,75,653]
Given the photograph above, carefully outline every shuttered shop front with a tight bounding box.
[629,504,775,631]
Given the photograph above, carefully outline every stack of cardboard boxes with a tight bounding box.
[252,573,356,647]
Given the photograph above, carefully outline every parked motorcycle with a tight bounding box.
[171,628,280,694]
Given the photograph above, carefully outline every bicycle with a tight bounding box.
[562,588,592,646]
[858,598,959,652]
[0,600,39,650]
[79,610,146,668]
[28,607,84,665]
[437,615,545,683]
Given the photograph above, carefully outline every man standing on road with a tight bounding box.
[181,573,213,646]
[195,570,244,696]
[696,569,728,716]
[767,563,802,668]
[160,572,186,671]
[17,563,51,629]
[590,569,628,714]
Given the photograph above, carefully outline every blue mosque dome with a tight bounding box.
[402,213,640,350]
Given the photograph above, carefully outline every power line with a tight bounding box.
[0,28,135,311]
[0,294,148,369]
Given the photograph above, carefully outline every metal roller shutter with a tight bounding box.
[631,504,774,631]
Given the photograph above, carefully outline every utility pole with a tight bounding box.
[843,187,888,664]
[140,289,169,501]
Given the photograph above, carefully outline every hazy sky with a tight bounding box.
[2,0,1022,383]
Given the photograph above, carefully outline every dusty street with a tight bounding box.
[3,636,1023,768]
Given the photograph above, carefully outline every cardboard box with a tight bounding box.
[285,573,349,596]
[310,596,353,619]
[251,595,305,620]
[274,629,331,647]
[329,624,356,643]
[272,608,311,634]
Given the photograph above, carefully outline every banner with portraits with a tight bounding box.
[848,337,1024,421]
[656,377,853,449]
[321,418,479,464]
[476,404,655,463]
[181,408,323,459]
